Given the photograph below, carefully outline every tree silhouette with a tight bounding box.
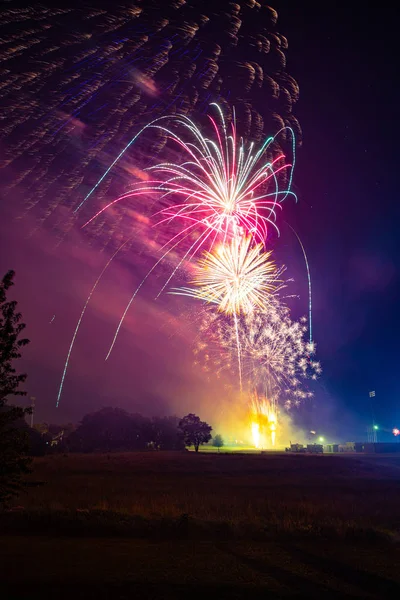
[0,271,31,505]
[179,413,212,453]
[213,434,224,452]
[0,271,29,403]
[67,407,153,452]
[151,416,185,451]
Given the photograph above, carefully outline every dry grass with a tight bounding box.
[7,451,400,541]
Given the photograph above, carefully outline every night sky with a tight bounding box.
[276,2,400,437]
[1,1,399,440]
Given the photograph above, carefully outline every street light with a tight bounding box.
[318,436,324,443]
[373,425,379,430]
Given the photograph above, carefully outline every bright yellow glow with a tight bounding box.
[250,391,278,449]
[251,422,261,449]
[269,413,277,447]
[271,429,276,447]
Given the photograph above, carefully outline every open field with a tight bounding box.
[8,451,400,537]
[1,452,400,598]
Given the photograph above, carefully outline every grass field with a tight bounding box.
[9,451,400,538]
[1,451,400,598]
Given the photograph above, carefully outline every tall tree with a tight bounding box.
[0,270,31,506]
[179,413,212,453]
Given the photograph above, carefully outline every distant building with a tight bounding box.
[306,444,323,454]
[339,442,356,453]
[363,443,400,454]
[325,444,339,453]
[286,443,324,454]
[288,443,306,453]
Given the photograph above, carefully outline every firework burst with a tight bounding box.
[196,298,321,409]
[55,105,309,410]
[81,105,295,361]
[82,104,296,253]
[171,236,284,315]
[170,235,285,392]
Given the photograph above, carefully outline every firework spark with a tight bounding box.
[83,105,296,360]
[82,104,296,251]
[287,223,313,343]
[171,236,284,315]
[1,3,300,235]
[170,235,285,392]
[55,238,132,406]
[240,303,320,408]
[196,298,320,410]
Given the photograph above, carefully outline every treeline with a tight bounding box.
[1,269,215,506]
[33,408,213,454]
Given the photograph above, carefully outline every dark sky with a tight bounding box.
[274,1,400,437]
[1,1,399,440]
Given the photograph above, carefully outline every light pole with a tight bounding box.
[29,396,36,428]
[368,391,377,443]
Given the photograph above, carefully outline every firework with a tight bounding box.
[86,105,296,360]
[54,105,296,402]
[56,238,132,406]
[170,234,285,392]
[146,106,296,245]
[287,224,313,343]
[171,236,284,315]
[243,307,309,400]
[82,105,296,249]
[241,303,320,409]
[196,297,320,410]
[1,3,300,229]
[0,5,306,411]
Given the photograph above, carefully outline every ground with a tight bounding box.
[1,451,400,598]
